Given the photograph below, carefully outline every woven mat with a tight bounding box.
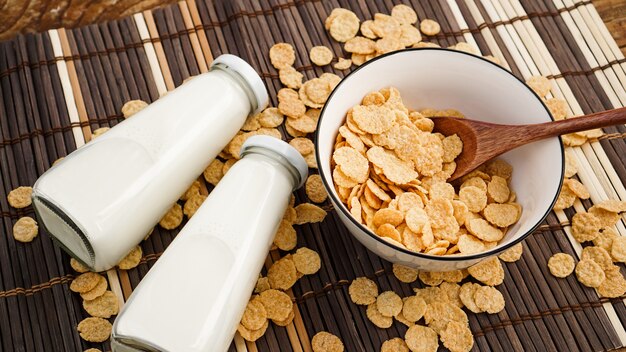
[1,0,626,351]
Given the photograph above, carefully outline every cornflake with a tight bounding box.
[498,243,523,262]
[70,258,90,273]
[184,193,207,218]
[381,337,409,352]
[548,253,575,278]
[273,220,297,251]
[241,296,267,330]
[13,217,38,243]
[420,19,441,36]
[367,302,393,328]
[310,46,334,66]
[405,325,438,352]
[121,100,148,118]
[118,245,142,270]
[292,247,321,275]
[575,259,605,288]
[267,257,298,290]
[525,76,551,98]
[269,43,295,69]
[349,277,378,305]
[611,237,626,262]
[467,257,504,286]
[70,272,101,293]
[473,286,505,314]
[391,4,417,25]
[312,331,344,352]
[77,317,112,343]
[334,58,352,70]
[392,263,418,283]
[376,291,403,317]
[83,291,119,318]
[279,67,303,89]
[294,203,327,224]
[259,289,293,321]
[402,295,427,322]
[440,321,474,352]
[159,203,183,230]
[237,320,268,342]
[259,107,284,128]
[597,268,626,298]
[80,275,108,301]
[459,282,482,313]
[203,159,224,186]
[7,186,32,208]
[328,10,360,42]
[571,212,602,242]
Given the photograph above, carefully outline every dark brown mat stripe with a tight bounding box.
[0,0,625,351]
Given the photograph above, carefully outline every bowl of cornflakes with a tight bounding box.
[315,48,564,271]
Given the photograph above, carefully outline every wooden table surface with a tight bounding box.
[0,0,624,55]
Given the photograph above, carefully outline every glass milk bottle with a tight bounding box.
[31,54,268,272]
[110,136,308,352]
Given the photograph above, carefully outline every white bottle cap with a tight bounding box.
[211,54,269,115]
[241,136,309,189]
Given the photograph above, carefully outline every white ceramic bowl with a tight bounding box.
[315,48,564,271]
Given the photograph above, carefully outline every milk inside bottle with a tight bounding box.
[31,54,268,272]
[111,136,308,352]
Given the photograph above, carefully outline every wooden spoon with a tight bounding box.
[432,107,626,181]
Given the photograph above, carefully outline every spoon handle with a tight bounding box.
[524,106,626,142]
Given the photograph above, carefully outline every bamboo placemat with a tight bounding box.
[1,0,626,351]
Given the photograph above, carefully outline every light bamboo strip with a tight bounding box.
[445,0,483,55]
[555,0,626,105]
[133,13,168,94]
[178,1,209,73]
[234,334,247,352]
[574,0,626,70]
[142,10,176,93]
[568,0,626,87]
[49,28,128,309]
[186,0,214,65]
[488,0,626,343]
[462,0,512,70]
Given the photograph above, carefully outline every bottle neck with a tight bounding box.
[211,63,258,116]
[240,146,304,191]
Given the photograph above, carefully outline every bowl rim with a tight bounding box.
[314,47,565,262]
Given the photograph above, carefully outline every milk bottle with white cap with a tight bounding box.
[31,54,269,272]
[110,135,308,352]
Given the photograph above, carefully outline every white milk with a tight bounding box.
[32,55,268,272]
[111,136,308,352]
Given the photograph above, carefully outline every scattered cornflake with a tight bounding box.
[367,302,393,328]
[334,58,352,70]
[405,325,439,352]
[459,282,482,313]
[292,247,321,275]
[545,98,568,120]
[279,66,304,89]
[419,19,440,36]
[70,272,101,293]
[564,150,578,178]
[597,268,626,298]
[117,245,142,270]
[158,203,183,230]
[267,256,298,290]
[181,180,201,201]
[259,107,285,128]
[392,263,418,283]
[77,317,112,343]
[294,203,327,224]
[402,295,427,322]
[381,337,409,352]
[237,320,268,342]
[376,291,403,317]
[80,275,107,301]
[391,4,417,25]
[440,321,474,352]
[269,43,296,69]
[83,291,119,318]
[183,193,207,218]
[473,286,505,314]
[571,212,602,243]
[423,301,468,334]
[419,271,444,287]
[548,253,575,278]
[306,174,328,203]
[563,178,589,200]
[7,186,32,208]
[498,243,523,262]
[70,258,90,273]
[259,289,293,321]
[327,9,360,42]
[202,160,224,186]
[525,76,551,98]
[12,216,38,243]
[581,246,614,270]
[611,237,626,262]
[273,220,297,251]
[312,331,344,352]
[310,46,334,66]
[467,257,504,286]
[349,277,379,305]
[255,276,271,293]
[241,296,268,330]
[121,100,148,118]
[575,259,605,288]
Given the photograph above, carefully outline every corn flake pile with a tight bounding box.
[350,248,523,352]
[332,87,522,256]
